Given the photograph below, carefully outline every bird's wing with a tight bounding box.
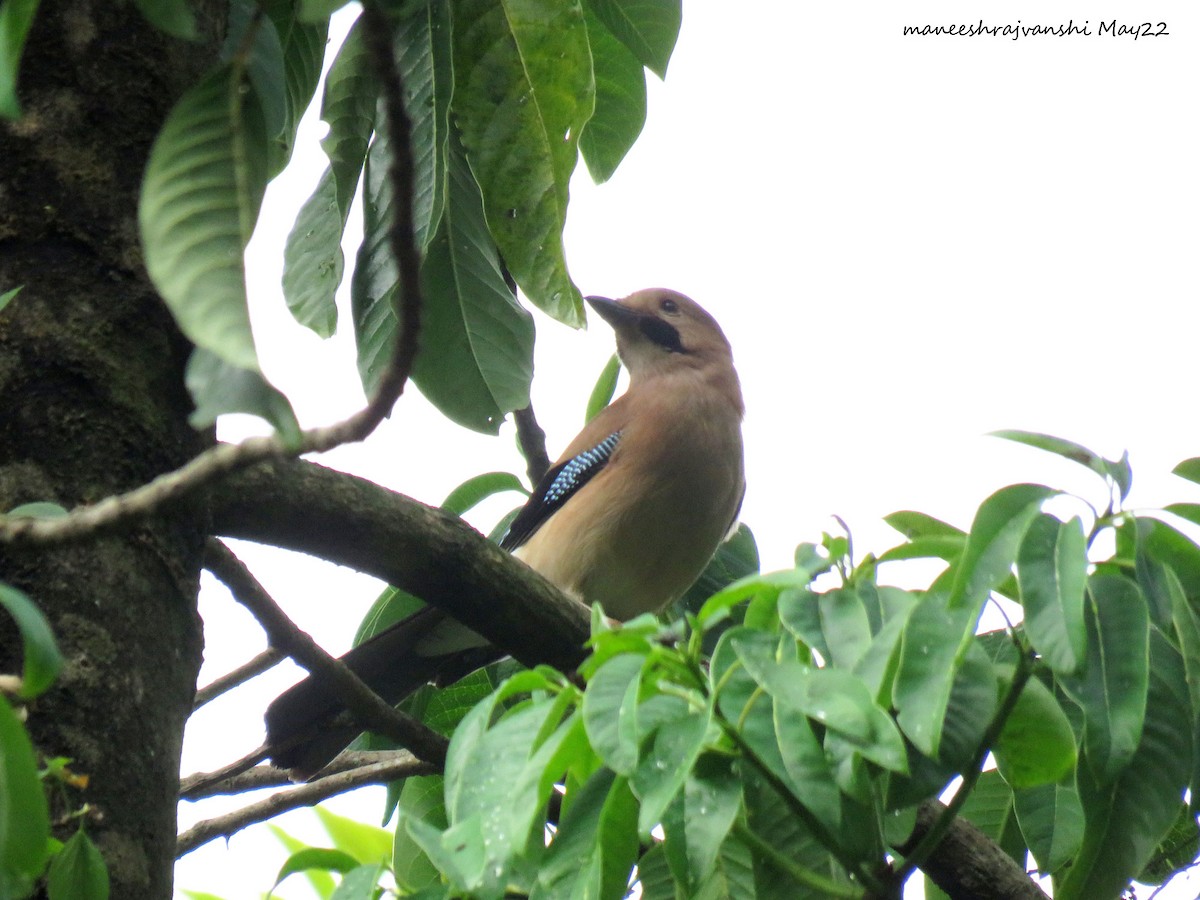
[500,429,623,551]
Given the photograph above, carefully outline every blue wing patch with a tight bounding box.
[500,431,622,551]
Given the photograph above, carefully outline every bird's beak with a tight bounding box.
[585,295,639,330]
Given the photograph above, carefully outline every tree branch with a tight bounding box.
[193,647,284,711]
[514,406,551,485]
[898,800,1049,900]
[176,753,435,857]
[203,540,449,767]
[208,457,593,675]
[0,3,423,550]
[180,750,423,800]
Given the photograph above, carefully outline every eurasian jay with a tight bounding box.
[265,288,745,777]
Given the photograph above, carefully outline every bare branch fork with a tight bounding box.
[0,2,423,549]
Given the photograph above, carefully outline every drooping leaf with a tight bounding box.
[282,20,376,336]
[222,1,288,170]
[0,0,40,119]
[1018,513,1086,675]
[262,0,329,171]
[408,129,536,431]
[314,806,392,864]
[582,653,643,775]
[1057,574,1149,783]
[140,64,269,370]
[1172,457,1200,487]
[393,775,447,892]
[579,9,646,183]
[1136,803,1200,886]
[1055,630,1192,900]
[1013,780,1084,875]
[0,581,62,698]
[448,0,594,325]
[184,348,301,445]
[583,0,681,78]
[893,592,976,759]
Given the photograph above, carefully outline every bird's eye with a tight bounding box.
[660,298,679,315]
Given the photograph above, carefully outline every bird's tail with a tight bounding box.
[264,606,499,780]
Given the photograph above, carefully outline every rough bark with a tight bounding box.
[902,800,1050,899]
[0,4,222,898]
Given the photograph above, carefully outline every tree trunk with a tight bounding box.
[0,4,222,897]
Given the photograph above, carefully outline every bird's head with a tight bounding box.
[585,289,734,380]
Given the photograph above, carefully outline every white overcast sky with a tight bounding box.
[176,3,1200,897]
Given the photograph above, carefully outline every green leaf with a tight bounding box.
[409,129,536,431]
[0,694,50,897]
[1172,456,1200,486]
[948,483,1054,611]
[957,770,1026,866]
[935,640,998,769]
[884,510,964,540]
[223,1,287,151]
[583,0,681,78]
[0,0,40,119]
[1137,802,1200,885]
[579,10,646,183]
[267,824,337,896]
[448,0,594,325]
[329,863,384,899]
[262,0,328,172]
[535,769,639,900]
[6,501,66,518]
[584,353,621,422]
[393,775,447,892]
[1057,574,1149,783]
[711,631,841,833]
[440,472,527,516]
[631,712,711,838]
[281,19,377,336]
[184,348,301,445]
[0,285,21,314]
[134,0,197,40]
[273,847,361,891]
[314,806,392,864]
[582,653,643,775]
[679,753,742,888]
[1013,780,1083,875]
[893,592,977,759]
[990,430,1131,500]
[0,581,62,698]
[1017,514,1086,675]
[729,631,907,773]
[139,64,268,370]
[1056,630,1192,900]
[676,524,759,622]
[46,828,107,900]
[993,673,1077,788]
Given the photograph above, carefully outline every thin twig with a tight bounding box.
[193,647,284,711]
[514,406,551,484]
[203,540,448,767]
[0,3,422,549]
[180,750,421,800]
[176,753,435,857]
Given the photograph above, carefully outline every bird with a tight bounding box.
[264,288,745,778]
